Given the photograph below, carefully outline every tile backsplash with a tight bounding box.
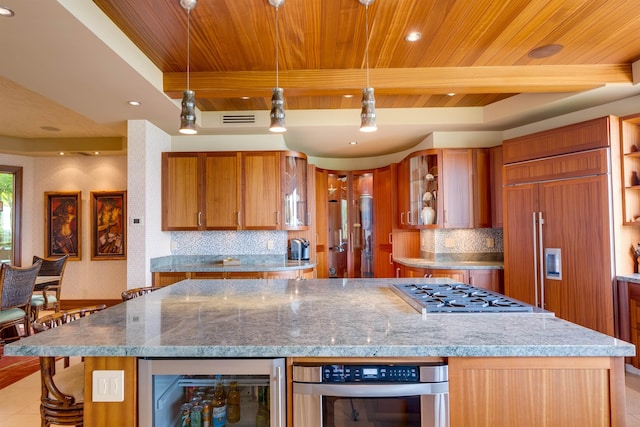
[420,228,504,262]
[171,230,288,255]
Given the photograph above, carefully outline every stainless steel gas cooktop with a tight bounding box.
[390,283,534,313]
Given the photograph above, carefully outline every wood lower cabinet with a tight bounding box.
[449,356,626,427]
[468,269,503,293]
[398,265,503,292]
[153,268,315,285]
[616,279,640,368]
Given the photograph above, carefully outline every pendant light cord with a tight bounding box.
[365,3,370,88]
[275,6,279,88]
[186,7,191,91]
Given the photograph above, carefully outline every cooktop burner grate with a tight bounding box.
[390,283,534,313]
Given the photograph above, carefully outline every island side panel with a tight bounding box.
[449,356,626,427]
[84,357,137,427]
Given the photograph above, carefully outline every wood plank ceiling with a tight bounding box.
[93,0,640,113]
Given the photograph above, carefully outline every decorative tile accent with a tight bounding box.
[420,228,504,261]
[171,230,288,255]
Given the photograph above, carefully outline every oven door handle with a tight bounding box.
[293,381,448,398]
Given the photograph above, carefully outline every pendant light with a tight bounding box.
[359,0,377,132]
[269,0,286,133]
[179,0,198,134]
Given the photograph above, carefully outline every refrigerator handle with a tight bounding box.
[275,364,283,427]
[532,212,539,307]
[538,211,545,309]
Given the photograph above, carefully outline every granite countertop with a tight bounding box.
[5,278,633,359]
[151,255,315,273]
[394,257,504,270]
[616,273,640,284]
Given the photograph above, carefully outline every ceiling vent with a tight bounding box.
[221,114,256,125]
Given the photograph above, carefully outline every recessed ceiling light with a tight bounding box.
[528,44,563,59]
[240,96,250,100]
[405,32,422,42]
[58,152,65,156]
[41,126,61,132]
[349,141,358,145]
[343,94,353,98]
[94,152,100,155]
[0,5,15,17]
[128,100,141,106]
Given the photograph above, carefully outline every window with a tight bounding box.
[0,166,22,265]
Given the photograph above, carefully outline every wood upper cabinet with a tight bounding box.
[373,165,396,278]
[162,152,202,230]
[441,149,473,228]
[162,152,240,231]
[205,152,240,229]
[489,145,503,227]
[397,148,490,229]
[241,151,280,229]
[163,150,307,231]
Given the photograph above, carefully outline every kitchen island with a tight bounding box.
[6,278,635,427]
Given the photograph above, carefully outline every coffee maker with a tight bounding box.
[289,238,310,260]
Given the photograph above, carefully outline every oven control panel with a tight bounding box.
[321,365,419,382]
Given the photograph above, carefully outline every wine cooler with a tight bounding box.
[138,358,286,427]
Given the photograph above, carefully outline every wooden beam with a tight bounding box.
[164,64,632,98]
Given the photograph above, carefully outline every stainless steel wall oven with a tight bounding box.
[292,362,448,427]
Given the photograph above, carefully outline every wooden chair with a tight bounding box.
[121,286,162,301]
[33,305,107,427]
[0,260,42,343]
[31,255,69,320]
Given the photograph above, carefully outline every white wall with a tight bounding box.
[127,120,172,287]
[30,155,128,300]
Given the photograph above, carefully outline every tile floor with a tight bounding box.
[0,362,638,426]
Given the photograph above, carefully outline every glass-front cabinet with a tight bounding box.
[281,152,308,230]
[398,150,440,228]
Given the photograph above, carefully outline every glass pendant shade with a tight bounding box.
[360,87,377,132]
[179,89,197,135]
[269,87,286,133]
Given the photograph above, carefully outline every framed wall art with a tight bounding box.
[45,191,81,260]
[90,191,126,261]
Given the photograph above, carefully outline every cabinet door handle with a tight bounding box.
[198,211,202,227]
[276,211,280,225]
[400,212,405,225]
[388,253,393,265]
[237,212,241,226]
[388,233,392,244]
[396,267,400,278]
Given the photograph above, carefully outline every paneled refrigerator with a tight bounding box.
[503,147,615,335]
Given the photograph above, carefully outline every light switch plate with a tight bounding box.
[92,370,125,402]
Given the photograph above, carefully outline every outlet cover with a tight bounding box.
[92,370,125,402]
[486,238,495,248]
